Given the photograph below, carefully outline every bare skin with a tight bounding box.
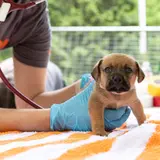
[0,108,50,131]
[0,79,93,132]
[0,57,84,131]
[13,57,80,109]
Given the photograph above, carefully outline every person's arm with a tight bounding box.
[0,108,50,131]
[0,74,131,132]
[14,57,80,109]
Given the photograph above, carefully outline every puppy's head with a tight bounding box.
[91,53,145,94]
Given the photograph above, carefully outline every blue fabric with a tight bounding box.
[80,73,91,89]
[50,74,131,131]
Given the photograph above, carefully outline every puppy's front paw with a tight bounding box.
[138,114,147,125]
[93,130,109,137]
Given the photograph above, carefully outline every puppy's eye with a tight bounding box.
[104,67,112,73]
[125,67,133,73]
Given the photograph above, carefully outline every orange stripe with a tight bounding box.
[56,130,130,160]
[0,131,21,137]
[148,120,160,124]
[56,138,115,160]
[0,132,60,145]
[137,125,160,160]
[0,133,91,159]
[0,39,9,49]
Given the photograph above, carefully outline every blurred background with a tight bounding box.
[1,0,160,108]
[1,0,160,84]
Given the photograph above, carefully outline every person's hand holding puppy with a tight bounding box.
[89,53,146,136]
[50,74,131,132]
[0,55,133,133]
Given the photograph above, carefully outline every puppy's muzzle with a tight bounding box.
[107,74,130,93]
[112,74,123,84]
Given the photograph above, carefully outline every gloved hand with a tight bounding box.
[50,74,131,131]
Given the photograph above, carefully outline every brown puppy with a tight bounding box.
[89,53,146,136]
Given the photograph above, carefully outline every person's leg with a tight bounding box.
[0,57,65,108]
[0,108,50,131]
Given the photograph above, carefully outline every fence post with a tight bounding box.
[138,0,147,54]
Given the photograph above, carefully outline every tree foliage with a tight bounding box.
[0,0,160,84]
[146,0,160,26]
[48,0,160,26]
[48,0,138,26]
[47,0,160,84]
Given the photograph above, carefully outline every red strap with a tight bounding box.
[0,0,3,7]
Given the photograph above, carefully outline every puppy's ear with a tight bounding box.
[136,62,145,83]
[91,59,103,81]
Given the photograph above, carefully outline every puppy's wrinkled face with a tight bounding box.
[91,54,145,94]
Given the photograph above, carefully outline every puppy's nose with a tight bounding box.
[112,75,123,84]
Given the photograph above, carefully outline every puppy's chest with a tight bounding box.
[103,95,130,109]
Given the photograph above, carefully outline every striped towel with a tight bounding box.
[0,109,160,160]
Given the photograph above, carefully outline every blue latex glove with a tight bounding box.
[50,74,131,131]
